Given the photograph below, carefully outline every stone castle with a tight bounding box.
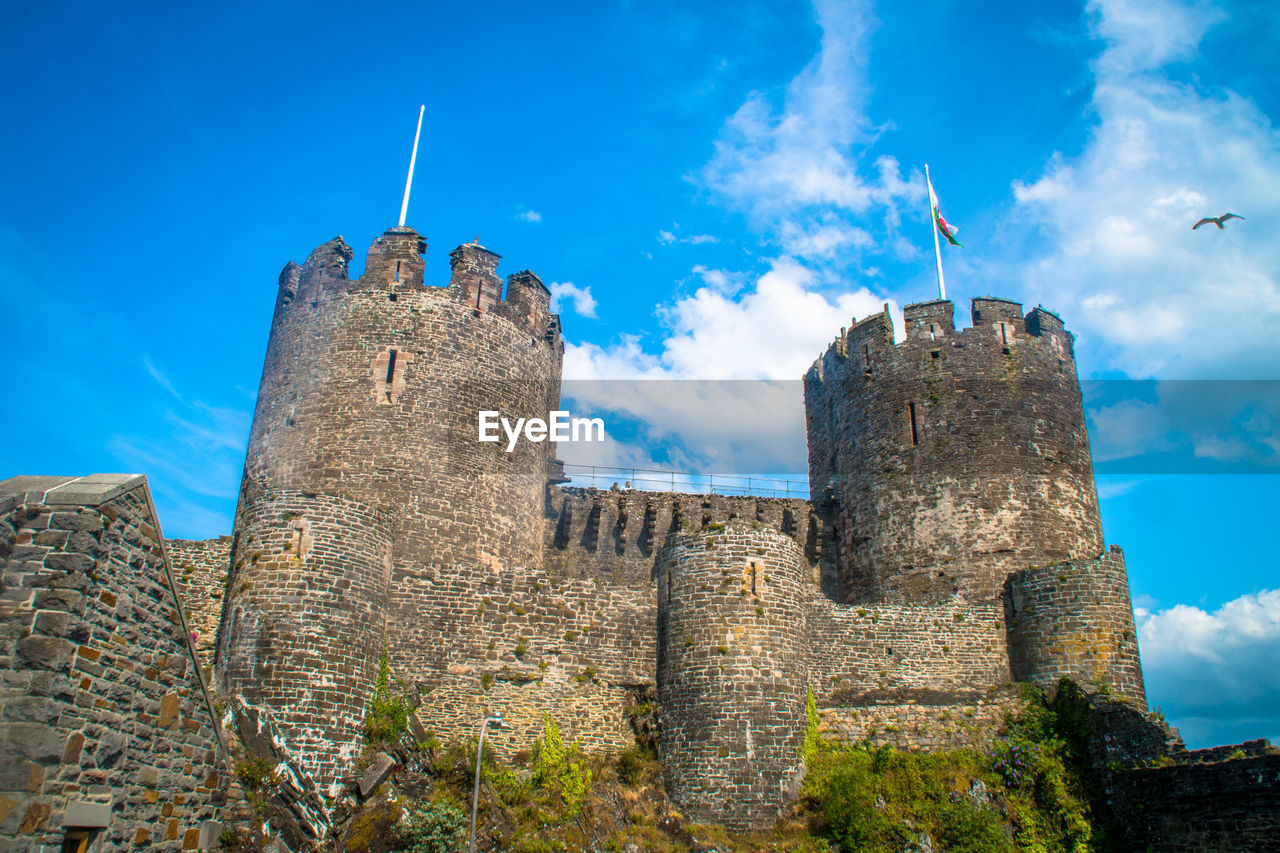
[3,222,1277,851]
[214,224,1142,828]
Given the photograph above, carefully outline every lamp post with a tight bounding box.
[469,712,503,853]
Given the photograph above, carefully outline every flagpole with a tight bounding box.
[398,105,425,227]
[925,163,946,301]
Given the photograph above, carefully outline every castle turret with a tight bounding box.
[656,521,808,831]
[1005,546,1146,706]
[218,226,564,790]
[805,297,1103,603]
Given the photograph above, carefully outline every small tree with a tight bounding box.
[531,712,592,816]
[364,646,413,748]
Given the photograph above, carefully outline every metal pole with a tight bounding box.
[398,105,425,227]
[925,163,946,301]
[469,714,501,853]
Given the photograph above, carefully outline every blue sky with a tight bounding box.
[3,0,1277,747]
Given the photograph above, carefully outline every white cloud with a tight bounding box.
[1013,0,1280,378]
[657,227,719,246]
[567,257,893,381]
[548,281,597,318]
[690,264,738,295]
[516,208,542,223]
[1137,589,1280,746]
[700,0,921,264]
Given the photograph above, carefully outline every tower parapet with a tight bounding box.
[805,297,1101,603]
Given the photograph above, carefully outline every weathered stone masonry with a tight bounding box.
[0,475,229,852]
[7,224,1279,846]
[657,522,808,832]
[206,254,1173,835]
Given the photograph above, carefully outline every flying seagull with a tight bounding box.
[1192,213,1245,230]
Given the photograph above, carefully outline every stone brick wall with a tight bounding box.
[1108,754,1280,851]
[166,537,230,677]
[0,475,229,852]
[404,560,655,756]
[806,598,1011,704]
[804,298,1104,603]
[217,490,393,793]
[656,522,807,832]
[817,685,1028,752]
[1004,547,1145,706]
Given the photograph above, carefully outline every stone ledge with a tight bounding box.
[0,474,147,507]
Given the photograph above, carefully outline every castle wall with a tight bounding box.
[656,522,808,832]
[805,299,1104,603]
[217,490,392,792]
[805,599,1011,703]
[0,475,228,852]
[1004,546,1145,706]
[543,488,820,583]
[816,686,1028,752]
[167,536,230,677]
[406,562,655,755]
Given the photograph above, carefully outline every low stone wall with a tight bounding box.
[818,686,1028,752]
[407,562,656,757]
[1108,752,1280,850]
[0,475,230,852]
[166,536,231,676]
[806,598,1011,704]
[543,487,820,583]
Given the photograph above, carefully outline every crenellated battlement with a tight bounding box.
[270,229,562,343]
[804,295,1102,603]
[808,297,1076,387]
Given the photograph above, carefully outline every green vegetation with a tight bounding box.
[340,681,1108,852]
[393,798,468,853]
[532,712,594,816]
[802,684,1098,852]
[364,646,413,748]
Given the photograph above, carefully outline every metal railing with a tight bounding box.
[561,463,808,498]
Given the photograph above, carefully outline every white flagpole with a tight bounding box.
[398,105,426,227]
[925,163,946,300]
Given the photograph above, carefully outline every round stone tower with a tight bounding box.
[656,520,808,832]
[218,226,563,786]
[1004,546,1146,707]
[804,298,1103,604]
[217,490,393,789]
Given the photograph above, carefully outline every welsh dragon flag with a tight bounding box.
[928,172,962,247]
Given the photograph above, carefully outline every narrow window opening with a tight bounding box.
[61,830,92,853]
[750,562,759,596]
[385,350,398,385]
[930,350,940,359]
[864,344,871,369]
[928,324,936,341]
[1002,347,1011,356]
[1000,323,1010,346]
[394,260,401,282]
[666,570,673,600]
[388,292,398,301]
[908,402,920,446]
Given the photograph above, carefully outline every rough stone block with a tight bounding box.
[357,752,396,798]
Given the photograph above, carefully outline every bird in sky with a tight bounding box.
[1192,213,1245,230]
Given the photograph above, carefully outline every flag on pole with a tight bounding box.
[927,173,962,248]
